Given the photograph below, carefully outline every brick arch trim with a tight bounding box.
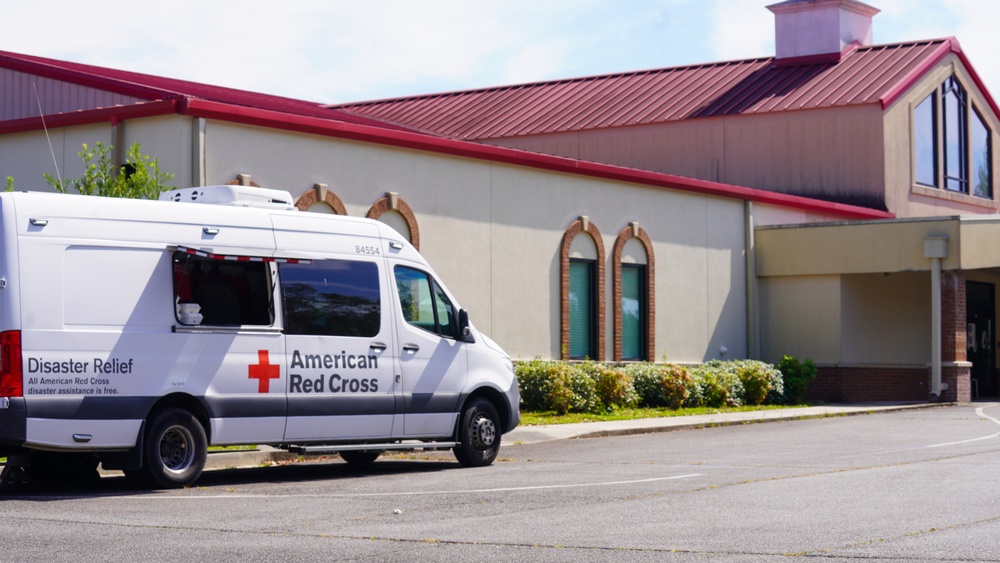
[295,186,348,215]
[612,225,655,362]
[225,176,260,187]
[366,194,420,251]
[560,218,605,361]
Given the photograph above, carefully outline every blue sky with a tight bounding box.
[3,1,997,104]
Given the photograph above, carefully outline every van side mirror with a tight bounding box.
[458,309,476,343]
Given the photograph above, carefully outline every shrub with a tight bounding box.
[778,355,817,405]
[730,360,784,406]
[591,363,638,410]
[628,363,691,409]
[546,364,577,415]
[516,358,786,413]
[515,359,560,411]
[45,142,174,200]
[515,359,600,414]
[691,362,745,408]
[565,361,601,413]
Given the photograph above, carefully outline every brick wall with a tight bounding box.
[808,366,930,402]
[808,271,971,403]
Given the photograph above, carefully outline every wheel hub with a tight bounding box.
[159,425,196,473]
[472,414,497,449]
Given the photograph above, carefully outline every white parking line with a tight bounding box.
[925,403,1000,448]
[127,473,703,499]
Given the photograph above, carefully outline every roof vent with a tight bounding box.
[159,185,297,210]
[767,0,880,63]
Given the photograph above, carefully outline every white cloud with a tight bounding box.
[709,0,774,61]
[4,0,1000,105]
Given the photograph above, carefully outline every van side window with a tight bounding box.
[394,266,457,338]
[172,251,274,326]
[279,260,381,337]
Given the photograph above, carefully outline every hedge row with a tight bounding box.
[516,357,814,414]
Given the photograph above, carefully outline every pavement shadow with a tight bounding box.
[0,458,460,501]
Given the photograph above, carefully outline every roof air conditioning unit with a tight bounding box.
[159,185,297,210]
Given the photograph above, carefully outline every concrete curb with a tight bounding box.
[191,402,948,471]
[504,402,948,445]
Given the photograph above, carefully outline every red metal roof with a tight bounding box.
[0,49,894,221]
[0,50,412,132]
[332,38,996,141]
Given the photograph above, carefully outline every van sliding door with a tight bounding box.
[279,258,396,441]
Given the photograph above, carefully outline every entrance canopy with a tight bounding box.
[756,215,1000,277]
[755,215,1000,403]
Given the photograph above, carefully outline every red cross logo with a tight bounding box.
[248,350,280,393]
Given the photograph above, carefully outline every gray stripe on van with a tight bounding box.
[287,394,395,417]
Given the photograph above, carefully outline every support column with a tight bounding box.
[941,271,971,402]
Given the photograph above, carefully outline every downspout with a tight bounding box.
[191,117,206,186]
[745,201,759,359]
[924,236,948,399]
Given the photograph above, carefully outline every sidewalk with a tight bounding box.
[199,402,944,470]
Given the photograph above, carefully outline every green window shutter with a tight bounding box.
[569,260,594,359]
[621,265,643,360]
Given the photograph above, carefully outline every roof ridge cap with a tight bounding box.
[335,55,776,107]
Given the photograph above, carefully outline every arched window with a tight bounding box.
[366,192,420,250]
[612,223,655,362]
[560,217,605,361]
[295,184,347,215]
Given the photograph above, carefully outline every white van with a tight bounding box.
[0,186,519,488]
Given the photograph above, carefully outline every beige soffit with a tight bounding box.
[754,216,977,277]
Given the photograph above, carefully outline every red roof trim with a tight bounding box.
[0,99,177,135]
[879,37,1000,118]
[181,99,892,220]
[0,52,174,101]
[878,39,953,110]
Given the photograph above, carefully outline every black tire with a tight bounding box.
[339,450,382,465]
[24,451,99,484]
[453,398,501,467]
[140,408,207,489]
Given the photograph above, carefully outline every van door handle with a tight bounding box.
[369,342,387,351]
[402,344,420,353]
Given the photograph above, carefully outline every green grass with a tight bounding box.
[520,404,802,426]
[207,445,258,452]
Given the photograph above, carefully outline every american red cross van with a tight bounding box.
[0,186,519,488]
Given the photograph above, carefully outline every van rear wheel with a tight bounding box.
[454,398,501,467]
[140,408,207,489]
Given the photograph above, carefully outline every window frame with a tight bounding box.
[913,74,994,201]
[568,258,598,360]
[171,250,275,327]
[619,263,646,361]
[612,224,655,362]
[278,258,382,338]
[394,265,459,339]
[560,218,606,361]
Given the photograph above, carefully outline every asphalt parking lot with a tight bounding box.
[3,402,999,562]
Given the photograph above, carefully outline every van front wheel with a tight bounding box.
[454,398,500,467]
[140,408,207,489]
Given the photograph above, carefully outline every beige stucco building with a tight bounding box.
[334,0,1000,402]
[2,0,999,402]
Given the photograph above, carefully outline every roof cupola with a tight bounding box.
[767,0,880,63]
